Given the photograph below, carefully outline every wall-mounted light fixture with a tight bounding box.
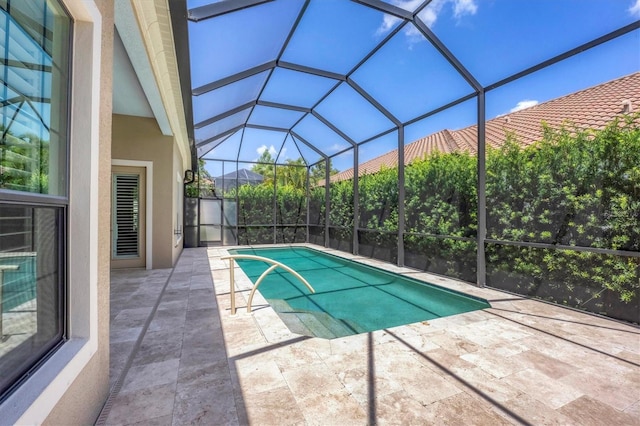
[183,169,195,184]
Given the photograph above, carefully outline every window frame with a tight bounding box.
[0,0,104,423]
[0,0,72,401]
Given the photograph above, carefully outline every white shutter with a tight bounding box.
[113,174,140,257]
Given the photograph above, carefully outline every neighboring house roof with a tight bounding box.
[328,72,640,184]
[215,168,264,182]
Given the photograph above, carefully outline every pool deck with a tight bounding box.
[101,245,640,425]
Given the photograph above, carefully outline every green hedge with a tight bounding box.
[225,115,639,322]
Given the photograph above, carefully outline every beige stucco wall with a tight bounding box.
[172,143,185,265]
[43,0,113,424]
[112,114,184,269]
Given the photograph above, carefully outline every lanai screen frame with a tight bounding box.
[170,0,640,287]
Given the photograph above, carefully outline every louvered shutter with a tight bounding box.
[113,174,140,257]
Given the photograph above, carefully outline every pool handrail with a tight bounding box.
[221,254,315,315]
[0,264,20,339]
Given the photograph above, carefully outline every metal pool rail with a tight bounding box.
[221,254,315,315]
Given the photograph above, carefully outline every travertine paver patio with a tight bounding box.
[100,245,639,425]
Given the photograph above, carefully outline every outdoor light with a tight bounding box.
[183,169,194,183]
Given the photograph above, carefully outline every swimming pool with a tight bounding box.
[229,246,490,339]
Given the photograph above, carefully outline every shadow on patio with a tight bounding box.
[99,246,639,425]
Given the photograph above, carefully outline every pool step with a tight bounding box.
[270,299,359,339]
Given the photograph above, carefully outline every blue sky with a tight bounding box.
[188,0,640,175]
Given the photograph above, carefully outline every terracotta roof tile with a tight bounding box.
[324,72,640,185]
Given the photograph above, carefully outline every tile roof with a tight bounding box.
[325,72,640,185]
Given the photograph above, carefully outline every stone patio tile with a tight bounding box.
[252,307,297,343]
[336,366,404,406]
[426,331,481,356]
[105,247,640,426]
[105,383,176,426]
[616,350,640,365]
[445,367,524,404]
[110,325,144,344]
[172,372,238,426]
[624,400,640,417]
[110,340,137,385]
[298,389,368,426]
[388,331,441,353]
[558,395,638,426]
[147,309,186,332]
[122,293,161,309]
[111,307,154,329]
[461,349,528,379]
[232,358,287,395]
[133,328,184,366]
[321,348,370,374]
[177,360,232,388]
[421,392,513,426]
[186,288,217,311]
[508,349,577,379]
[413,347,477,374]
[242,386,305,426]
[500,368,583,409]
[388,363,463,407]
[156,299,188,312]
[560,365,640,411]
[178,339,227,368]
[119,359,180,394]
[282,362,345,401]
[266,340,322,373]
[497,393,575,425]
[128,415,172,426]
[374,390,431,425]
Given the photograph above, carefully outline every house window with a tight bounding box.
[0,0,70,399]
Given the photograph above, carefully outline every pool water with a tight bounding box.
[229,247,490,339]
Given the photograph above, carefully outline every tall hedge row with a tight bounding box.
[231,116,639,322]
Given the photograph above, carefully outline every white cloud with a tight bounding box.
[510,99,538,113]
[256,145,266,155]
[377,0,478,47]
[256,144,277,156]
[419,0,447,28]
[377,14,402,36]
[418,0,477,28]
[453,0,477,18]
[629,0,640,17]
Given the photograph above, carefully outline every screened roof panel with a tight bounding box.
[182,0,639,165]
[197,132,233,158]
[202,130,243,161]
[423,0,639,86]
[259,67,338,108]
[315,82,395,142]
[277,134,307,164]
[192,71,269,125]
[485,32,640,121]
[194,107,251,144]
[331,147,354,173]
[1,101,50,140]
[291,134,323,165]
[187,0,223,8]
[358,131,398,166]
[247,105,305,129]
[188,0,303,88]
[404,98,476,145]
[293,114,352,156]
[378,0,424,12]
[280,0,400,75]
[238,127,288,163]
[350,24,475,123]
